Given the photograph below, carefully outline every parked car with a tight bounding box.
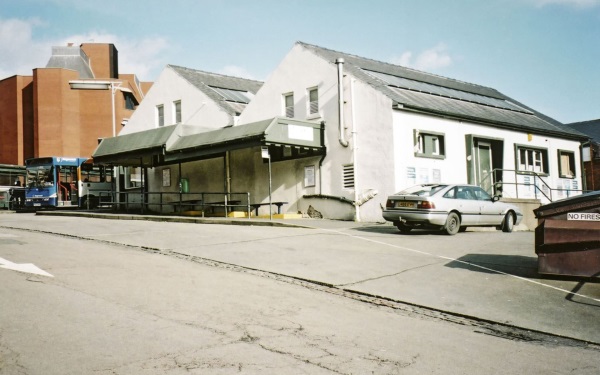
[382,184,523,235]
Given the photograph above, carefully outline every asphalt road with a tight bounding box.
[0,212,599,374]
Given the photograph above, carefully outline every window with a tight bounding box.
[414,130,445,158]
[471,186,492,201]
[173,101,182,124]
[308,88,319,115]
[125,167,143,189]
[156,105,164,127]
[516,146,548,174]
[558,150,576,178]
[343,164,354,189]
[81,164,113,183]
[284,93,294,118]
[124,93,136,110]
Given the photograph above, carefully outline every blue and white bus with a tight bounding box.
[25,157,114,209]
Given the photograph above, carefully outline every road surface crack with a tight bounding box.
[336,261,441,287]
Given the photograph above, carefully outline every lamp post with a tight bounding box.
[69,80,132,137]
[261,146,272,220]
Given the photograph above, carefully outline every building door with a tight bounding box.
[476,142,493,193]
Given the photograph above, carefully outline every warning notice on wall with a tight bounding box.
[567,212,600,221]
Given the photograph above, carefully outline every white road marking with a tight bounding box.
[0,257,54,277]
[316,227,600,303]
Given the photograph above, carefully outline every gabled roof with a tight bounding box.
[298,42,586,140]
[93,125,178,166]
[168,65,263,116]
[93,118,324,166]
[165,117,324,163]
[566,119,600,143]
[45,45,94,79]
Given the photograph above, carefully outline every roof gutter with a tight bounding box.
[395,103,588,142]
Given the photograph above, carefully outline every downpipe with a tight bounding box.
[336,58,349,147]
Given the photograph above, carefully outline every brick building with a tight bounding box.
[0,43,151,165]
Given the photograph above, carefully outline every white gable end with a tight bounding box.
[120,66,233,135]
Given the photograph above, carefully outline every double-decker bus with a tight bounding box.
[25,157,114,209]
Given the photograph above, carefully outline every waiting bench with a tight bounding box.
[172,199,202,213]
[250,202,288,216]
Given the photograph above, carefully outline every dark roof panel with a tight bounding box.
[168,65,263,116]
[298,41,586,140]
[567,119,600,143]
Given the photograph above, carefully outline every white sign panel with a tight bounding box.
[288,125,314,141]
[567,212,600,221]
[304,165,315,187]
[261,146,270,160]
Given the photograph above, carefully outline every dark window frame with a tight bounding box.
[414,130,446,159]
[514,144,549,176]
[557,149,576,179]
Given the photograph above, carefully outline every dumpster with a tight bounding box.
[534,191,600,278]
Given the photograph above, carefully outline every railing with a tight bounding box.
[91,190,252,218]
[479,168,589,202]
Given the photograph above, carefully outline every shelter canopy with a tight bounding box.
[92,117,325,167]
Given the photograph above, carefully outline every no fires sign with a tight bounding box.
[567,212,600,221]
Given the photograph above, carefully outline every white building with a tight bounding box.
[93,42,587,222]
[238,42,587,221]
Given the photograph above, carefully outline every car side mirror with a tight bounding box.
[492,195,501,202]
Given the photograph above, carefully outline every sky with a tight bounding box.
[1,0,599,124]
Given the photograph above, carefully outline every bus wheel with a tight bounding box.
[81,196,97,210]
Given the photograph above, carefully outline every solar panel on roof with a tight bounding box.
[364,70,532,114]
[209,86,254,103]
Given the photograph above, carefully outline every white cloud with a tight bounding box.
[531,0,600,8]
[390,44,452,72]
[0,18,49,78]
[0,17,168,81]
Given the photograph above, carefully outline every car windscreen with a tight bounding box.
[396,184,448,197]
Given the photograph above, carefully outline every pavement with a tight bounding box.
[2,209,600,346]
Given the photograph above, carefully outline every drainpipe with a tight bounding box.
[592,143,596,190]
[336,58,349,147]
[318,121,326,194]
[350,78,360,222]
[225,151,231,195]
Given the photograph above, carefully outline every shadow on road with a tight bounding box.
[447,255,600,308]
[445,253,539,278]
[353,226,445,236]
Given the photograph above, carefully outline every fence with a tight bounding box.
[94,190,252,218]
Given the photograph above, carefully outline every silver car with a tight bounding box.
[382,184,523,235]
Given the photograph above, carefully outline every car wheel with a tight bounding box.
[501,212,514,233]
[396,223,412,233]
[444,212,461,235]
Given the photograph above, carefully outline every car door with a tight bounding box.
[472,186,504,225]
[453,186,480,225]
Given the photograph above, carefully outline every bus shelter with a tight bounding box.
[92,117,325,214]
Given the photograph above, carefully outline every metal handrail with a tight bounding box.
[92,190,252,218]
[479,168,588,202]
